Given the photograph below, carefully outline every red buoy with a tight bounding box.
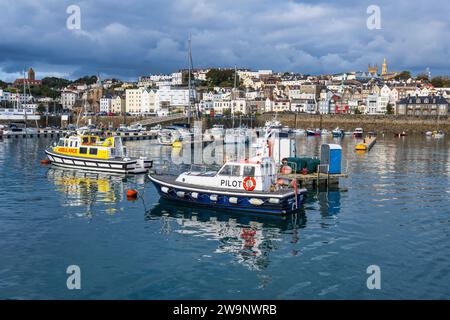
[126,189,138,200]
[127,189,138,196]
[40,159,51,165]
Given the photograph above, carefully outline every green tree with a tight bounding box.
[0,80,9,89]
[431,76,450,88]
[386,103,395,115]
[37,103,46,114]
[416,73,429,81]
[206,69,238,88]
[395,71,412,80]
[74,75,98,85]
[28,85,60,99]
[354,107,362,115]
[41,77,72,89]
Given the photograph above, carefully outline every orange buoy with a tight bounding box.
[40,159,51,165]
[126,189,138,200]
[243,176,256,191]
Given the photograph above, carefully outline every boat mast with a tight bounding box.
[23,70,27,129]
[232,65,237,128]
[187,35,192,125]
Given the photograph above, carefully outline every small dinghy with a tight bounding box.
[332,127,344,137]
[148,156,307,215]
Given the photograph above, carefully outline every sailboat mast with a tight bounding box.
[187,36,192,125]
[23,70,27,128]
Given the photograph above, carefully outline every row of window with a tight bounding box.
[79,147,98,155]
[58,140,79,148]
[219,165,255,177]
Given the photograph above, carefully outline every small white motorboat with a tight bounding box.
[148,156,307,215]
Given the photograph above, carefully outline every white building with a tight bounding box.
[264,98,273,112]
[171,72,183,85]
[377,85,391,114]
[141,89,158,113]
[7,93,33,104]
[111,96,125,114]
[213,99,232,114]
[126,86,193,115]
[100,95,112,113]
[61,91,78,110]
[0,89,11,102]
[366,94,378,114]
[231,99,248,115]
[157,85,191,109]
[272,99,291,112]
[199,100,214,114]
[245,90,261,100]
[126,88,143,114]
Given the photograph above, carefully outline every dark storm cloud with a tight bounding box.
[1,0,449,81]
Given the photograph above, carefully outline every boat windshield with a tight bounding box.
[218,165,241,176]
[243,166,255,177]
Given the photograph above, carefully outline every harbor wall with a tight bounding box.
[2,114,448,134]
[0,116,156,128]
[257,113,449,134]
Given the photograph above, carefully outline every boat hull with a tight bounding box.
[45,149,152,174]
[148,174,306,215]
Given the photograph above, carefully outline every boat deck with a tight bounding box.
[149,174,301,196]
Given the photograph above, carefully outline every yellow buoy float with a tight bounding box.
[172,141,183,148]
[355,136,376,152]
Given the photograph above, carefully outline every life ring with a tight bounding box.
[243,176,256,191]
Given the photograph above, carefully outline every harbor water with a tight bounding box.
[0,134,449,299]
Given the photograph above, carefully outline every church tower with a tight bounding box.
[381,58,388,76]
[368,63,378,75]
[28,67,35,81]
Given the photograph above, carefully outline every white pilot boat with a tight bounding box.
[148,156,307,215]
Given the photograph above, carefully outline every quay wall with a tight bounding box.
[2,114,448,134]
[0,116,173,128]
[258,113,449,134]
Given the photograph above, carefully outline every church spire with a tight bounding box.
[381,58,388,76]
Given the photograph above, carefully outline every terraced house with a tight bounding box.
[396,95,449,116]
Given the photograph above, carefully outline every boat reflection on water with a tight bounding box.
[145,188,343,270]
[46,168,146,217]
[146,199,308,271]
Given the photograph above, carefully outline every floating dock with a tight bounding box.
[355,136,376,151]
[0,129,158,141]
[279,172,348,187]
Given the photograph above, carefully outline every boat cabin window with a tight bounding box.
[243,166,255,177]
[58,139,64,146]
[79,147,87,154]
[89,148,98,155]
[218,165,241,176]
[64,140,68,147]
[82,137,89,144]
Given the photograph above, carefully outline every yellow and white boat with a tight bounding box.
[45,134,152,174]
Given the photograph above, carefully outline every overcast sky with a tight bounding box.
[0,0,449,82]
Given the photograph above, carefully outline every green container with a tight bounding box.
[305,158,320,173]
[282,157,313,173]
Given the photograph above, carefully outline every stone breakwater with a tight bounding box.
[258,113,449,134]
